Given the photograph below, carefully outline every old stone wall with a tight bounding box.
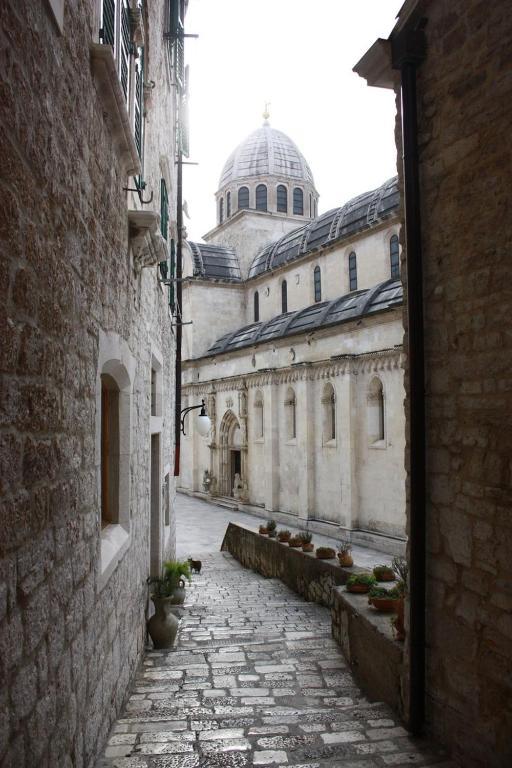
[0,1,176,766]
[400,2,512,765]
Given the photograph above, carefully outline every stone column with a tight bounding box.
[338,366,358,529]
[264,377,280,512]
[297,371,315,522]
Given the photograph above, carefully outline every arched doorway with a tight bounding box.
[218,410,245,497]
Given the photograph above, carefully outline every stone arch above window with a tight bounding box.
[238,186,249,209]
[293,187,304,215]
[367,376,385,444]
[322,382,336,443]
[277,184,288,213]
[285,387,297,440]
[254,390,264,439]
[256,184,267,211]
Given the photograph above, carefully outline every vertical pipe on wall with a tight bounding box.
[174,149,183,477]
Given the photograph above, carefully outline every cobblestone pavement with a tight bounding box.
[175,493,389,570]
[98,552,454,768]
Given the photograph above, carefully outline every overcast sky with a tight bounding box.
[183,0,399,241]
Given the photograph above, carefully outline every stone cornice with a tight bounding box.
[182,347,403,395]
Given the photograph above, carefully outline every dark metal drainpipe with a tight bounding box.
[174,147,183,477]
[392,24,427,736]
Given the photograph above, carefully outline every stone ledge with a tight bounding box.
[222,521,404,719]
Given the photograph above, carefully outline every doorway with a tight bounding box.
[150,433,161,577]
[230,449,241,496]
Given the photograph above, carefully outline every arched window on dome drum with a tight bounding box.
[281,280,288,313]
[238,186,249,209]
[256,184,267,211]
[277,185,288,213]
[254,291,259,322]
[219,197,224,224]
[314,266,321,302]
[226,191,231,218]
[293,187,304,215]
[349,252,357,291]
[390,234,400,278]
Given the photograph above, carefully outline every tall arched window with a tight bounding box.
[254,391,264,439]
[277,185,288,213]
[368,377,385,444]
[238,186,249,209]
[256,184,267,211]
[226,191,231,218]
[349,251,357,291]
[309,194,312,217]
[293,187,304,215]
[101,374,120,525]
[314,266,321,302]
[281,280,288,313]
[390,234,400,278]
[254,291,259,322]
[219,197,224,224]
[322,383,336,442]
[285,387,296,440]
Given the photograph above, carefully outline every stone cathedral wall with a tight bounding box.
[398,2,512,765]
[0,2,176,765]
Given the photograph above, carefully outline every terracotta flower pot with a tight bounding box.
[288,539,302,548]
[373,568,395,582]
[369,596,400,612]
[338,552,353,567]
[259,526,269,535]
[302,543,314,553]
[346,583,371,594]
[316,547,336,559]
[147,596,179,649]
[278,534,291,543]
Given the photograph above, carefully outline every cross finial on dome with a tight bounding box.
[262,102,270,124]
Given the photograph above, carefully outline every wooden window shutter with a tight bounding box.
[100,0,116,46]
[120,0,131,101]
[134,47,144,158]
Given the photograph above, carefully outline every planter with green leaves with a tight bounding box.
[315,546,336,560]
[288,535,303,548]
[146,560,191,649]
[373,564,395,582]
[277,529,291,543]
[346,573,377,594]
[368,585,401,612]
[267,520,277,538]
[301,531,314,552]
[337,538,353,567]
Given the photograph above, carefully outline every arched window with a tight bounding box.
[101,373,120,525]
[281,280,288,313]
[293,187,304,215]
[219,197,224,224]
[314,266,321,302]
[322,383,336,442]
[277,184,288,213]
[226,191,231,218]
[285,387,296,440]
[349,251,357,291]
[238,186,249,209]
[256,184,267,211]
[254,391,264,439]
[254,291,259,322]
[368,377,385,444]
[309,194,312,217]
[390,234,400,278]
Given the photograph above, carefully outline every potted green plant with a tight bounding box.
[301,531,314,552]
[146,560,191,649]
[391,556,408,640]
[337,538,353,567]
[277,529,291,543]
[267,520,277,538]
[162,560,192,605]
[346,573,376,594]
[288,535,303,548]
[373,564,395,582]
[315,546,336,560]
[368,585,401,612]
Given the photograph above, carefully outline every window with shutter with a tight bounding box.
[160,179,169,240]
[100,0,116,47]
[134,47,143,158]
[120,0,130,101]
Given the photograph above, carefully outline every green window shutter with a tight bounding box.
[169,238,176,311]
[134,47,144,158]
[120,0,130,101]
[100,0,116,46]
[170,0,184,38]
[160,179,169,240]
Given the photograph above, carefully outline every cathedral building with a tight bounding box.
[179,120,406,553]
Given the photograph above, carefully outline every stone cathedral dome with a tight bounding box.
[218,122,316,189]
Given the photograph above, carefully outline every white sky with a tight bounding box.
[184,0,399,241]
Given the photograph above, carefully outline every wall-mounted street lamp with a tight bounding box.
[180,399,211,437]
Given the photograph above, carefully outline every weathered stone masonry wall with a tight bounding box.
[399,3,512,766]
[0,2,175,766]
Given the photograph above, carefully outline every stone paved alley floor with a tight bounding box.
[98,551,454,768]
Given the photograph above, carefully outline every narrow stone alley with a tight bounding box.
[97,550,454,768]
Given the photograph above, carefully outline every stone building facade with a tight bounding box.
[0,1,184,764]
[356,1,512,766]
[178,124,407,553]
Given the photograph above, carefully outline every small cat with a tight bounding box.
[188,558,202,574]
